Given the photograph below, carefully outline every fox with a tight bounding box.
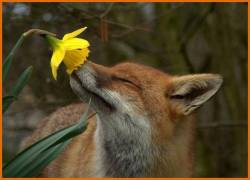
[21,61,223,177]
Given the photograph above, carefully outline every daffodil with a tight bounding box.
[46,27,90,80]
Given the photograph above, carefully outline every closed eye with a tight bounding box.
[112,76,141,90]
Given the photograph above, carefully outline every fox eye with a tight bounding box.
[112,76,141,90]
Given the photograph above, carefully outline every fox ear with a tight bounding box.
[168,74,223,115]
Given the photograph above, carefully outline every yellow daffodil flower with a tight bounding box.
[46,27,90,80]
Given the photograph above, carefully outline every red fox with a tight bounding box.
[22,61,223,177]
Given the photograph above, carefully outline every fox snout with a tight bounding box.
[70,62,116,113]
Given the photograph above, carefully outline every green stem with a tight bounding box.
[22,29,56,37]
[3,35,25,83]
[3,29,56,83]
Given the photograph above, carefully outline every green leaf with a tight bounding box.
[11,66,33,96]
[3,95,17,113]
[3,66,33,113]
[2,56,13,84]
[18,140,71,177]
[3,95,17,103]
[3,99,92,177]
[3,35,25,83]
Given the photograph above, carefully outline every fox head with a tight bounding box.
[70,61,223,177]
[70,61,222,125]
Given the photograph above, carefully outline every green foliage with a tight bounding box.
[3,29,56,113]
[3,35,25,83]
[3,66,33,113]
[2,33,33,113]
[3,100,91,177]
[2,29,91,177]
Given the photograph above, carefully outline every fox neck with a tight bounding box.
[152,116,195,177]
[93,112,194,177]
[94,113,153,177]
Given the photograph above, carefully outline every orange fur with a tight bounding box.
[21,62,222,177]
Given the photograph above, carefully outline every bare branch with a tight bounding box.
[100,3,114,18]
[179,3,215,73]
[198,122,247,129]
[180,3,215,46]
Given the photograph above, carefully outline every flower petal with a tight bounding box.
[50,47,65,80]
[63,48,90,74]
[63,38,89,50]
[62,27,87,41]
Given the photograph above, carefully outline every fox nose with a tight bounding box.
[71,61,112,89]
[87,62,112,88]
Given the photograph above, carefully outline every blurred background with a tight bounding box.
[3,2,247,177]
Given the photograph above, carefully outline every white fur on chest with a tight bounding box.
[93,91,153,177]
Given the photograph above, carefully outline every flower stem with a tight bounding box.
[3,29,56,83]
[23,29,56,37]
[3,35,25,83]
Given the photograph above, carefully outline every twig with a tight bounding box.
[179,3,215,73]
[104,19,151,32]
[100,3,114,18]
[112,3,187,38]
[180,45,195,73]
[61,4,151,35]
[180,3,215,46]
[198,122,247,129]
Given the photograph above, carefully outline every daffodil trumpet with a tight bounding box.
[45,27,90,80]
